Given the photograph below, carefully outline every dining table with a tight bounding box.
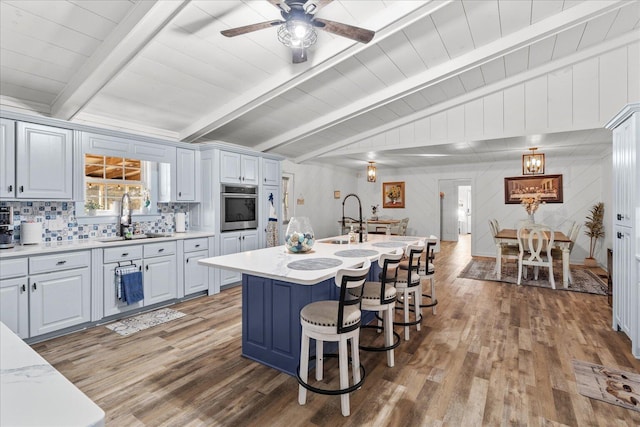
[494,228,572,288]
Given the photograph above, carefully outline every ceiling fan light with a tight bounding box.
[277,22,317,49]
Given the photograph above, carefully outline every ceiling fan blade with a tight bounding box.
[304,0,333,14]
[221,20,283,37]
[292,47,308,63]
[313,18,374,44]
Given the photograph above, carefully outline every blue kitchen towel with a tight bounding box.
[121,271,144,305]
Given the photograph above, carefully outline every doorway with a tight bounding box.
[439,179,472,242]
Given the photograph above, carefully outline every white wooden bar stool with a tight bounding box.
[400,240,437,314]
[297,259,371,417]
[394,244,424,341]
[354,250,403,367]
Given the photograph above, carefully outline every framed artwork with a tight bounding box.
[504,174,563,204]
[383,181,405,208]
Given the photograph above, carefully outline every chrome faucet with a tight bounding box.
[342,193,363,243]
[119,193,132,238]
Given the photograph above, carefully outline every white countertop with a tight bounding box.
[0,322,105,427]
[0,230,215,258]
[199,234,436,285]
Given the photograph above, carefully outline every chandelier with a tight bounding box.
[522,147,545,175]
[367,161,376,182]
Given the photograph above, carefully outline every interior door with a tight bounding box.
[439,180,459,242]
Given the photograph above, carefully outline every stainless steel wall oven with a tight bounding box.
[220,184,258,232]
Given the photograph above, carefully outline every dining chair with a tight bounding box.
[489,219,519,274]
[517,224,555,289]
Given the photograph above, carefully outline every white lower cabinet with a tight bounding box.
[143,241,177,306]
[184,238,209,296]
[0,276,29,339]
[29,267,91,337]
[103,260,143,317]
[220,230,258,286]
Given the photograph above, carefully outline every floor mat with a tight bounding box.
[458,258,607,295]
[105,308,186,336]
[573,360,640,412]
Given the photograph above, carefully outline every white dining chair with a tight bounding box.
[489,219,519,274]
[517,224,555,289]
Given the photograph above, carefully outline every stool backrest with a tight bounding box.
[376,250,403,303]
[335,259,371,333]
[403,244,424,286]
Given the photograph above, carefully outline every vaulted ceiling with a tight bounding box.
[1,0,638,171]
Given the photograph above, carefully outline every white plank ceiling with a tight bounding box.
[1,0,638,171]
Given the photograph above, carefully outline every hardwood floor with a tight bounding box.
[32,235,640,426]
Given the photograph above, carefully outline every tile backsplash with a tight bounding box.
[1,201,190,243]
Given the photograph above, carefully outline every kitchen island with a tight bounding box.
[199,234,430,375]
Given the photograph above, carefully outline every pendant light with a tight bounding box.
[522,147,545,175]
[367,161,376,182]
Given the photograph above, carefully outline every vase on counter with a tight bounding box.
[528,213,535,224]
[285,217,314,253]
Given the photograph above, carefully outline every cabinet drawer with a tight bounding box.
[184,238,208,253]
[144,241,176,258]
[0,258,28,279]
[29,251,90,274]
[104,245,143,263]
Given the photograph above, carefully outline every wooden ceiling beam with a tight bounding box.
[50,1,191,120]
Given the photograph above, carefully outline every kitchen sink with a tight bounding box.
[97,233,173,243]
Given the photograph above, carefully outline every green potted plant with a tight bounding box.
[85,200,102,216]
[584,202,604,267]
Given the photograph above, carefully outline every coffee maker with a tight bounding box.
[0,207,15,249]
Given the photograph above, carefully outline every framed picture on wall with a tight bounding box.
[382,181,405,208]
[504,174,563,204]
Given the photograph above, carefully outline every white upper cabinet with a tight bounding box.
[262,158,280,186]
[0,118,16,199]
[16,122,73,199]
[220,151,259,185]
[176,148,197,201]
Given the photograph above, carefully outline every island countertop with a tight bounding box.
[0,322,105,427]
[199,234,434,285]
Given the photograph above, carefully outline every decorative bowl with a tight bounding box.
[285,217,314,253]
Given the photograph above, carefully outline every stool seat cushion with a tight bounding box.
[395,272,420,287]
[300,301,361,328]
[350,281,396,301]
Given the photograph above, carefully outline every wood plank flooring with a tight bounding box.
[32,235,640,426]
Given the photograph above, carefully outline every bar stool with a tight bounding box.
[297,259,371,417]
[394,244,424,341]
[354,250,403,367]
[400,240,437,314]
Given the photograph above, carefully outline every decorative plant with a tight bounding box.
[371,204,379,215]
[520,192,543,215]
[585,202,605,259]
[85,200,102,211]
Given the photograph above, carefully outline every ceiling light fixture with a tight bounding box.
[277,19,317,49]
[367,161,376,182]
[522,147,545,175]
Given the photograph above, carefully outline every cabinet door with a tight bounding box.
[0,118,16,199]
[613,226,633,336]
[103,261,143,317]
[241,155,259,184]
[176,148,196,201]
[612,115,637,227]
[220,151,242,184]
[220,232,242,285]
[242,230,259,252]
[29,267,90,337]
[184,250,209,295]
[262,158,280,186]
[143,255,177,305]
[16,122,73,199]
[0,277,29,338]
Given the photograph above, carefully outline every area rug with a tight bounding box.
[458,258,607,295]
[573,360,640,412]
[105,308,186,336]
